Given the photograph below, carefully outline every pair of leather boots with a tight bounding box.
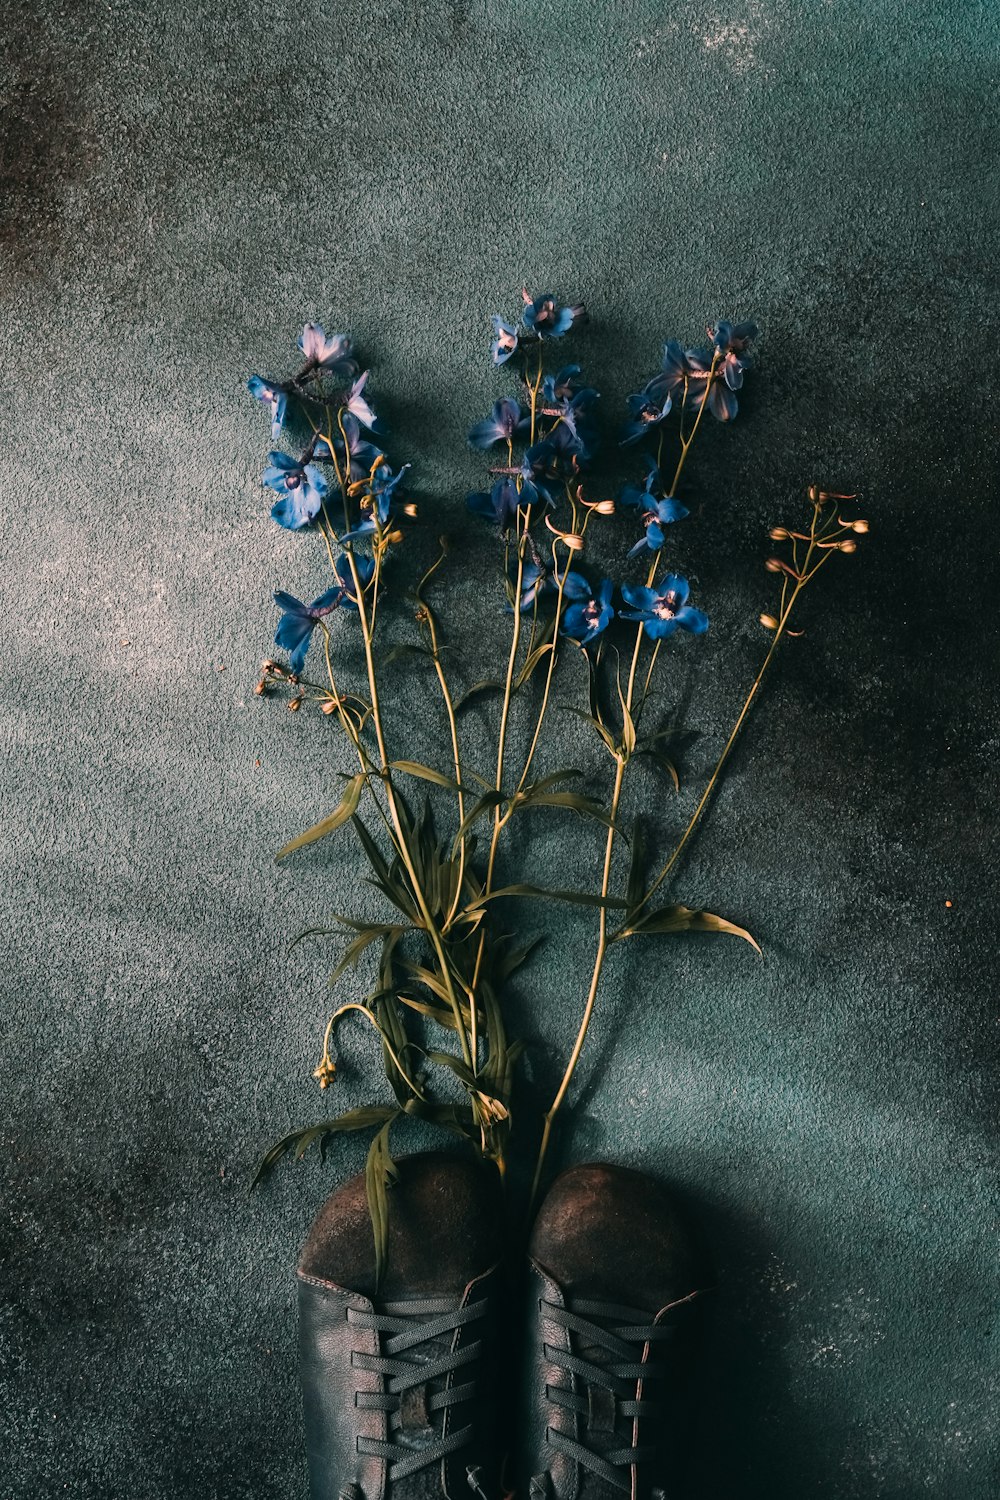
[297,1152,706,1500]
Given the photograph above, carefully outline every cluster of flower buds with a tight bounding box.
[759,488,869,630]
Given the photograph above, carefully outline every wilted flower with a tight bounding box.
[522,290,585,339]
[561,574,615,645]
[621,383,674,445]
[467,476,523,531]
[313,413,384,482]
[343,371,381,432]
[298,323,357,377]
[620,574,709,639]
[468,398,530,450]
[247,375,289,438]
[262,452,330,530]
[491,317,519,365]
[508,559,557,613]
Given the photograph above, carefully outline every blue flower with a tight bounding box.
[298,323,358,377]
[523,425,583,488]
[341,462,411,543]
[468,398,529,450]
[247,375,289,438]
[273,557,377,671]
[466,477,524,531]
[620,460,689,556]
[491,317,519,365]
[561,574,615,645]
[620,574,709,640]
[683,322,757,422]
[522,290,585,339]
[262,452,330,530]
[344,372,381,432]
[506,559,557,613]
[621,383,674,445]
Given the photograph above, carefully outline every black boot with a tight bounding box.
[298,1151,504,1500]
[520,1163,707,1500]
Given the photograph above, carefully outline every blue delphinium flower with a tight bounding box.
[247,376,289,438]
[491,317,519,365]
[273,585,344,673]
[684,321,758,422]
[621,383,674,445]
[263,452,330,530]
[298,323,358,377]
[506,559,556,613]
[340,463,411,543]
[468,397,529,450]
[620,459,689,557]
[561,574,615,645]
[620,574,709,639]
[522,290,585,339]
[467,477,525,531]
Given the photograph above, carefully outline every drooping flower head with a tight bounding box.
[297,323,358,378]
[247,376,289,438]
[620,573,708,640]
[522,289,586,340]
[561,574,615,645]
[272,554,375,674]
[262,452,330,530]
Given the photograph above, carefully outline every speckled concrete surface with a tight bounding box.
[2,1,998,1495]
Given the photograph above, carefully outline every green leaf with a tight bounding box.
[521,790,618,830]
[251,1105,397,1189]
[465,883,629,912]
[276,773,366,860]
[616,903,761,953]
[455,679,503,712]
[382,642,435,667]
[640,746,680,792]
[562,706,618,756]
[527,767,584,794]
[365,1115,400,1290]
[390,759,463,791]
[328,924,403,986]
[453,790,504,847]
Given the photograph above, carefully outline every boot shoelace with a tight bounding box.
[540,1294,696,1494]
[348,1297,488,1483]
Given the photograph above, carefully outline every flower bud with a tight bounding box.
[386,528,404,545]
[765,557,784,572]
[593,499,616,515]
[838,538,857,552]
[402,503,418,518]
[851,519,869,533]
[808,484,820,502]
[321,700,338,715]
[769,527,790,540]
[253,679,269,696]
[312,1057,337,1090]
[759,613,779,630]
[260,658,278,673]
[288,694,303,712]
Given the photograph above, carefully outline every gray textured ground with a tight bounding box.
[2,0,998,1495]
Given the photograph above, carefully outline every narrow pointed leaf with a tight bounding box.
[391,759,463,791]
[277,773,367,860]
[251,1105,398,1189]
[617,903,761,953]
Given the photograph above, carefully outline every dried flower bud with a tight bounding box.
[838,538,857,553]
[402,503,418,518]
[288,694,303,712]
[808,485,820,502]
[765,557,784,572]
[851,519,869,533]
[386,528,404,545]
[592,499,616,515]
[260,658,278,673]
[253,679,269,696]
[312,1056,337,1090]
[321,700,338,715]
[759,613,779,630]
[545,516,584,550]
[769,527,790,540]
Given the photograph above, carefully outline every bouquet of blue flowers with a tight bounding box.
[246,293,867,1273]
